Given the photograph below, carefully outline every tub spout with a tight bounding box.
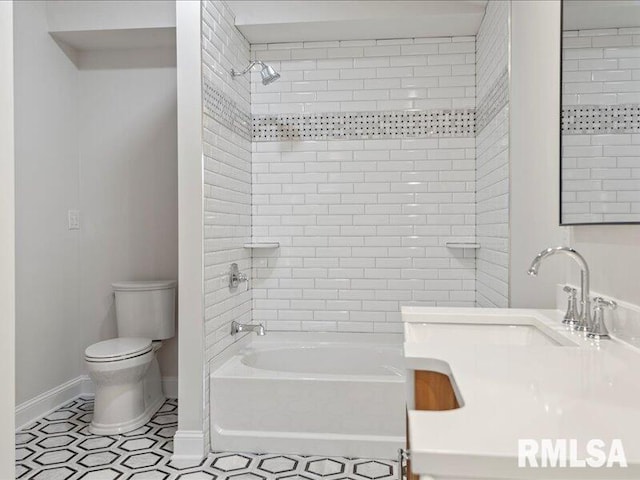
[231,321,265,336]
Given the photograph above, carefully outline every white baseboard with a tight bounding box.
[162,376,178,399]
[15,375,93,430]
[16,375,178,431]
[172,430,206,467]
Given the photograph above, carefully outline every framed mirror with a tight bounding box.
[561,0,640,225]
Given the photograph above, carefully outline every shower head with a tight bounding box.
[231,61,280,86]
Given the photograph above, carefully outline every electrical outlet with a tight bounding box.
[68,210,80,230]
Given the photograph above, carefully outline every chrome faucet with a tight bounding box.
[230,320,265,336]
[528,246,592,333]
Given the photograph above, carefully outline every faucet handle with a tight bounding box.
[593,297,617,310]
[587,297,615,340]
[562,286,579,326]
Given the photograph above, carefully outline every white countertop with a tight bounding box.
[403,307,640,480]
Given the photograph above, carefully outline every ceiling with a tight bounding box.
[563,0,640,30]
[226,1,488,44]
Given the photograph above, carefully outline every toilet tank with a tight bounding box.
[112,281,177,340]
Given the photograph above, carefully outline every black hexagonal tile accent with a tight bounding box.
[77,412,93,423]
[121,424,153,437]
[33,448,77,467]
[77,450,119,469]
[177,472,218,480]
[78,467,125,479]
[257,456,299,474]
[353,461,394,479]
[119,437,159,452]
[15,446,36,462]
[226,473,265,480]
[150,413,177,426]
[167,457,207,471]
[15,431,37,446]
[211,454,253,472]
[77,436,118,451]
[43,410,77,422]
[157,401,177,414]
[121,451,164,469]
[15,463,32,479]
[39,421,78,435]
[159,439,174,455]
[35,434,77,450]
[31,466,78,480]
[278,475,315,480]
[153,425,177,439]
[305,459,346,477]
[77,400,94,412]
[127,469,173,480]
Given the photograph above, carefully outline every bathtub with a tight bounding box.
[210,332,406,459]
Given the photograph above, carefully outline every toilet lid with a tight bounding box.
[85,338,152,361]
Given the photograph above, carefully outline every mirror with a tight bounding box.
[561,0,640,224]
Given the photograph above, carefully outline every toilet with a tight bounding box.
[84,280,176,435]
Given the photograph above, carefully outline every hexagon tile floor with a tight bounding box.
[15,397,398,480]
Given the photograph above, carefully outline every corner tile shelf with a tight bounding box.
[445,242,480,249]
[243,242,280,249]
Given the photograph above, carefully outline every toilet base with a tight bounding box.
[88,351,166,435]
[89,393,165,435]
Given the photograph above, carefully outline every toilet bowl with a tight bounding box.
[85,338,165,435]
[84,280,176,435]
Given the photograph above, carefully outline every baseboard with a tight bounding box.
[172,430,206,467]
[162,376,178,399]
[16,375,178,431]
[15,375,94,431]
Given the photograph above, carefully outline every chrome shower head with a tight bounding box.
[259,63,280,85]
[231,61,280,86]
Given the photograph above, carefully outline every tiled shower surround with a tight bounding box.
[201,0,252,450]
[475,1,510,307]
[249,37,477,331]
[562,27,640,223]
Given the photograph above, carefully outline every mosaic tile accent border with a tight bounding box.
[562,104,640,135]
[476,68,509,134]
[203,76,252,140]
[252,109,475,141]
[16,397,398,480]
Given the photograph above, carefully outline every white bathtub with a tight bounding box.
[210,332,406,459]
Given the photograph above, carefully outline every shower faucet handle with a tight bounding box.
[229,263,248,289]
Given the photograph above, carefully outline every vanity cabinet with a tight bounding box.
[404,370,460,480]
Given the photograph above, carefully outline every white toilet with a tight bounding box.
[84,280,176,435]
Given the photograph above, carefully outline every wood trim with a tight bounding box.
[414,370,459,411]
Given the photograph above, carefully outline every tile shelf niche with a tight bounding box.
[445,242,481,249]
[243,242,280,249]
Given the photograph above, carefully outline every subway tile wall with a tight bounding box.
[562,28,640,223]
[249,37,477,332]
[201,0,253,446]
[475,1,510,307]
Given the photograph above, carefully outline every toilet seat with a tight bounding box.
[85,338,153,363]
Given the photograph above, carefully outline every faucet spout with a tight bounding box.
[230,321,265,336]
[528,246,591,332]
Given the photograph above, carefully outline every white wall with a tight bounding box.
[14,0,83,405]
[0,0,16,474]
[77,65,178,378]
[14,0,179,412]
[509,0,567,308]
[175,0,206,464]
[570,226,640,305]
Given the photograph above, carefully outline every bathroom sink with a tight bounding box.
[405,319,576,347]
